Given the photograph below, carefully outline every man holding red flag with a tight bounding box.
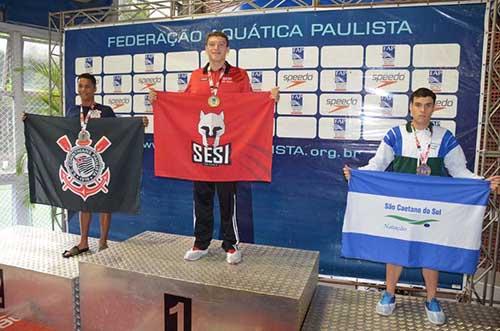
[151,31,278,265]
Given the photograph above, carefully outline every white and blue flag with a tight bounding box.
[342,170,490,274]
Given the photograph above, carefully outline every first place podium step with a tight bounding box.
[79,231,319,331]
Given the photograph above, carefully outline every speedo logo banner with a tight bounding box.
[319,94,362,116]
[104,95,132,113]
[278,70,318,91]
[364,69,410,92]
[64,4,485,287]
[133,74,164,92]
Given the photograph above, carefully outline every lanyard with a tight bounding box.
[208,65,226,96]
[79,105,91,131]
[412,125,432,166]
[79,104,98,131]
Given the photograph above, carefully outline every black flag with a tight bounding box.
[24,114,144,213]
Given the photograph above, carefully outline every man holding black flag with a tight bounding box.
[62,73,116,257]
[24,73,148,258]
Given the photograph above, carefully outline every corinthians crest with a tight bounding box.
[57,130,112,201]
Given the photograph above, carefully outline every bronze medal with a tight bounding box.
[416,164,432,176]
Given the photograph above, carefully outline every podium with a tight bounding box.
[79,231,319,331]
[0,225,112,331]
[302,285,500,330]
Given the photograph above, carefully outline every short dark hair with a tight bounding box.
[78,73,97,87]
[205,31,229,47]
[410,87,436,104]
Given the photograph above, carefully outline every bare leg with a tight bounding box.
[386,263,403,295]
[78,212,91,249]
[422,268,439,300]
[99,213,112,248]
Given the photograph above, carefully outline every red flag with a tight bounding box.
[154,92,274,182]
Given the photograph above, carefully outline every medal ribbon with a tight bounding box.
[412,125,431,167]
[79,104,96,132]
[208,64,226,97]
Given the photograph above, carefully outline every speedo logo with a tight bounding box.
[371,72,406,88]
[138,77,162,90]
[283,73,314,89]
[326,97,358,113]
[108,97,130,110]
[434,98,455,111]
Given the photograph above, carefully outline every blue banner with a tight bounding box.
[64,4,486,288]
[342,170,489,274]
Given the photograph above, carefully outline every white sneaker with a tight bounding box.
[376,291,396,316]
[226,248,242,264]
[425,298,446,325]
[184,247,208,261]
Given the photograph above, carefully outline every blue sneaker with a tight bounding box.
[376,291,396,316]
[425,298,446,325]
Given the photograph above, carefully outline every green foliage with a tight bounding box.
[16,60,62,116]
[120,0,153,21]
[16,59,62,210]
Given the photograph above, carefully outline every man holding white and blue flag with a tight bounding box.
[343,87,500,325]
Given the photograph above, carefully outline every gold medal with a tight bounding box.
[208,95,220,108]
